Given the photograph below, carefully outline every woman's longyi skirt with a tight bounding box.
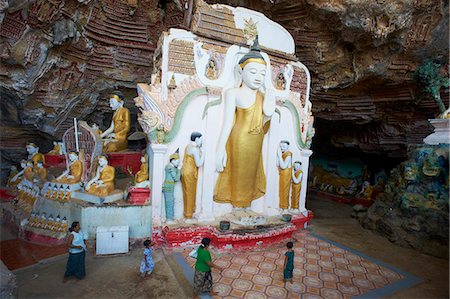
[193,269,212,295]
[64,251,86,279]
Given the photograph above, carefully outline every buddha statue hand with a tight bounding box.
[215,148,227,172]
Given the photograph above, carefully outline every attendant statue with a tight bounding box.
[47,141,62,155]
[214,36,275,208]
[181,132,205,220]
[26,143,45,170]
[290,161,303,212]
[85,155,115,197]
[101,91,130,152]
[162,151,181,223]
[277,141,292,211]
[55,152,83,184]
[135,154,149,186]
[9,160,27,187]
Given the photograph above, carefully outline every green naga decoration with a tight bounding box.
[414,60,450,118]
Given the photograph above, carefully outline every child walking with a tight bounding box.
[140,239,155,278]
[283,241,295,283]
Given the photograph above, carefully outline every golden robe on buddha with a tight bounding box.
[31,153,45,170]
[181,146,198,218]
[291,169,303,209]
[48,144,61,155]
[214,92,268,208]
[135,161,149,183]
[56,160,83,184]
[278,151,292,209]
[24,166,34,182]
[86,165,115,196]
[38,167,47,181]
[104,107,130,152]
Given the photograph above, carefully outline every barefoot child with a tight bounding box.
[140,239,155,278]
[283,241,295,283]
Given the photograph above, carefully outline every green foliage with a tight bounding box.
[414,60,449,114]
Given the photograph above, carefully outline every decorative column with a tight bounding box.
[299,149,312,216]
[148,144,169,226]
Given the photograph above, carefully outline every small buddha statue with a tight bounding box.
[205,59,218,79]
[45,183,54,198]
[36,161,47,182]
[168,74,177,89]
[26,143,45,171]
[276,72,286,90]
[85,155,115,197]
[60,217,68,232]
[37,213,47,229]
[45,214,55,230]
[47,141,62,155]
[9,160,27,188]
[277,140,292,212]
[156,124,166,144]
[63,185,71,202]
[57,186,65,202]
[290,161,303,212]
[101,91,130,152]
[55,152,83,184]
[54,215,61,231]
[135,154,149,186]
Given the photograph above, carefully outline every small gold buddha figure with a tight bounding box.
[50,184,60,200]
[205,59,218,79]
[290,161,303,212]
[36,161,47,182]
[57,186,65,202]
[45,214,55,230]
[135,154,149,185]
[168,74,177,89]
[26,143,45,171]
[63,186,71,202]
[54,215,61,231]
[276,72,286,90]
[8,160,27,188]
[45,183,54,198]
[47,141,62,155]
[277,141,292,212]
[85,155,115,197]
[55,152,83,184]
[60,217,68,232]
[37,213,47,229]
[101,91,130,152]
[156,124,166,144]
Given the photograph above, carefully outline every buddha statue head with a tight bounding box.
[140,154,147,164]
[109,91,125,111]
[280,140,290,153]
[68,151,78,162]
[37,161,44,169]
[26,161,33,169]
[294,161,302,171]
[238,36,267,90]
[190,131,203,147]
[20,159,27,169]
[99,154,109,167]
[26,143,39,155]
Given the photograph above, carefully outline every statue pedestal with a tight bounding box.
[71,190,124,204]
[44,154,66,168]
[128,187,151,205]
[148,144,169,225]
[423,119,450,145]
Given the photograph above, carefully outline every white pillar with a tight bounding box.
[148,144,169,226]
[299,149,312,216]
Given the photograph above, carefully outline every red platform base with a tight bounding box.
[107,152,142,175]
[0,188,16,202]
[158,211,314,250]
[44,154,66,168]
[128,188,151,205]
[22,230,67,246]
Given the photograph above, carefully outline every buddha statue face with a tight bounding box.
[99,156,108,167]
[20,160,27,169]
[194,135,203,147]
[68,152,78,162]
[26,144,38,155]
[171,158,180,168]
[294,162,302,171]
[37,162,44,169]
[241,62,266,90]
[26,162,33,168]
[140,156,146,163]
[109,98,121,111]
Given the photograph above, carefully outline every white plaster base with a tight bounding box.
[71,190,124,204]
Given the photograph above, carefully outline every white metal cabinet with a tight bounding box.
[96,226,129,255]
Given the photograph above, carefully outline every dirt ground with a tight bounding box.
[9,196,450,299]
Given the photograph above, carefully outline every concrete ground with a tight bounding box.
[9,196,450,298]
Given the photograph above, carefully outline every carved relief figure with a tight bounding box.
[85,155,115,197]
[205,59,217,79]
[181,132,205,219]
[163,151,181,223]
[277,141,292,211]
[276,73,286,90]
[55,152,83,184]
[214,37,275,208]
[26,143,45,170]
[101,92,130,152]
[291,161,303,211]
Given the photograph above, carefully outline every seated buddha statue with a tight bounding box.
[85,155,115,197]
[36,161,47,183]
[60,217,68,232]
[53,215,61,231]
[55,152,83,184]
[26,143,45,171]
[134,154,149,187]
[101,91,130,152]
[47,141,62,155]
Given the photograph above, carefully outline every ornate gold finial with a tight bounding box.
[243,17,258,44]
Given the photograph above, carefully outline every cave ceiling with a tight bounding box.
[0,0,448,161]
